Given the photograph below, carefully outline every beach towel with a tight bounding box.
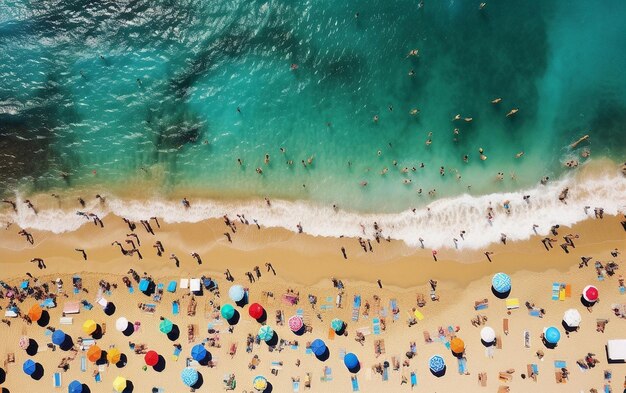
[172,301,179,315]
[94,372,101,383]
[373,318,381,335]
[410,372,417,388]
[167,281,177,293]
[128,286,134,294]
[458,357,467,374]
[339,348,346,360]
[554,360,566,368]
[505,299,519,310]
[383,367,389,381]
[559,286,566,301]
[322,367,332,382]
[414,310,424,320]
[172,346,181,361]
[351,376,359,391]
[531,364,539,375]
[390,299,399,321]
[81,356,86,372]
[293,379,300,392]
[53,372,61,388]
[529,309,541,317]
[305,348,312,355]
[328,328,335,340]
[475,303,488,310]
[552,283,560,300]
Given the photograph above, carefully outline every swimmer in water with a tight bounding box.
[373,115,379,122]
[491,97,502,104]
[452,114,461,121]
[410,108,420,115]
[406,49,419,58]
[506,108,519,117]
[515,151,524,158]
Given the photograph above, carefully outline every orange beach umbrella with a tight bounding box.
[87,345,102,362]
[450,337,465,354]
[28,304,42,322]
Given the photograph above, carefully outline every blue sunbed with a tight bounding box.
[293,379,300,392]
[53,372,61,387]
[94,373,101,382]
[172,302,179,315]
[81,356,86,372]
[139,279,149,292]
[167,281,177,293]
[383,367,389,381]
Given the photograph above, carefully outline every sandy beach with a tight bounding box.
[0,211,624,393]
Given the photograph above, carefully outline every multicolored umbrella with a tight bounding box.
[450,338,465,354]
[82,320,97,335]
[107,348,122,364]
[544,327,561,344]
[87,345,102,362]
[582,285,599,302]
[253,375,267,391]
[221,304,235,320]
[52,330,66,345]
[22,359,36,375]
[491,273,511,293]
[310,339,326,356]
[144,350,159,366]
[288,316,303,332]
[249,303,264,320]
[563,309,582,327]
[181,367,198,387]
[68,380,83,393]
[115,317,129,332]
[28,304,42,322]
[191,344,207,362]
[258,325,274,342]
[19,336,29,350]
[228,285,245,302]
[112,376,127,392]
[159,318,173,334]
[480,327,496,343]
[429,355,445,373]
[344,353,359,371]
[331,318,344,332]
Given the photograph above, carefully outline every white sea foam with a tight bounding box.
[3,170,625,250]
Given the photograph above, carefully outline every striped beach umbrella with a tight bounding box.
[258,325,274,342]
[253,375,267,391]
[22,359,36,375]
[191,344,207,362]
[68,380,83,393]
[112,376,127,392]
[288,316,303,332]
[228,285,245,302]
[491,273,511,293]
[429,355,445,373]
[331,318,344,332]
[159,318,173,334]
[181,367,198,387]
[82,320,97,335]
[221,304,235,320]
[52,329,66,345]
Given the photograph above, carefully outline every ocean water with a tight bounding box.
[1,0,625,246]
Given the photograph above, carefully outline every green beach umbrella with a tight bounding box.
[258,325,274,342]
[331,318,344,332]
[159,318,173,334]
[221,304,235,320]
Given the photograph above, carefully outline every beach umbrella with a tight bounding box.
[249,303,264,320]
[28,304,42,322]
[82,319,97,335]
[107,348,122,364]
[19,336,29,350]
[221,304,235,320]
[159,318,173,334]
[68,380,83,393]
[115,317,129,332]
[52,329,66,346]
[310,339,326,356]
[258,325,274,342]
[191,344,207,362]
[450,338,465,354]
[491,273,511,293]
[429,355,446,373]
[112,376,127,392]
[331,318,344,332]
[144,350,159,366]
[563,309,582,328]
[22,359,36,376]
[480,327,496,344]
[544,327,561,344]
[87,345,102,362]
[253,375,267,391]
[582,285,599,302]
[228,285,245,302]
[181,367,198,387]
[288,316,303,332]
[344,353,359,371]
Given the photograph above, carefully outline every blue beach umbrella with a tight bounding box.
[52,329,66,345]
[491,273,511,293]
[68,380,83,393]
[191,344,207,362]
[23,359,36,375]
[181,367,198,387]
[545,327,561,344]
[229,285,245,302]
[310,339,326,356]
[344,353,359,370]
[429,355,445,373]
[331,318,344,332]
[258,325,274,342]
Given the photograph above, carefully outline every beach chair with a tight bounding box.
[292,378,300,392]
[410,372,417,388]
[351,375,359,391]
[53,372,61,388]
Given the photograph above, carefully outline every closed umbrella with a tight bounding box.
[107,348,122,364]
[563,309,582,328]
[115,317,129,332]
[23,359,36,375]
[52,329,66,346]
[68,380,83,393]
[258,325,274,342]
[450,338,465,354]
[331,318,344,332]
[310,339,326,356]
[480,327,496,344]
[253,376,267,391]
[249,303,264,320]
[544,327,560,344]
[112,376,127,392]
[491,273,511,293]
[87,345,102,362]
[191,344,207,362]
[159,318,173,334]
[221,304,235,320]
[228,285,245,302]
[582,285,599,302]
[19,336,29,350]
[343,353,359,371]
[82,320,97,335]
[181,367,199,387]
[288,316,303,332]
[28,304,42,322]
[144,350,159,366]
[429,355,445,373]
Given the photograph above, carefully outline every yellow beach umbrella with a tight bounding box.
[107,348,121,364]
[112,376,127,392]
[82,319,97,335]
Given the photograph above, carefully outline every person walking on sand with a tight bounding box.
[265,262,276,275]
[153,241,164,256]
[191,252,202,265]
[24,199,37,214]
[18,229,34,244]
[182,197,190,209]
[341,247,347,259]
[254,266,261,279]
[127,233,140,246]
[432,250,438,261]
[224,232,232,242]
[377,279,383,289]
[2,199,17,212]
[484,251,493,262]
[75,248,87,260]
[170,254,180,268]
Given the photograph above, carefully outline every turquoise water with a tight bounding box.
[1,0,625,213]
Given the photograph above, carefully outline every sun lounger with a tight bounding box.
[293,379,300,392]
[383,366,389,381]
[373,318,381,335]
[505,299,519,310]
[172,301,179,315]
[503,318,509,335]
[351,375,359,391]
[410,372,417,388]
[474,299,489,310]
[60,317,73,325]
[81,356,86,372]
[167,281,177,293]
[53,372,62,388]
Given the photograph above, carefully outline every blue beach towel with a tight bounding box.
[293,380,300,392]
[410,372,417,387]
[475,303,488,310]
[458,357,467,374]
[373,318,381,335]
[81,356,86,372]
[167,281,177,293]
[383,367,389,381]
[552,283,560,300]
[531,364,539,375]
[128,286,134,294]
[390,299,399,321]
[529,309,541,317]
[351,376,359,392]
[94,373,101,383]
[554,360,566,368]
[53,372,61,387]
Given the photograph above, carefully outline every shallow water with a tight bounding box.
[1,0,625,214]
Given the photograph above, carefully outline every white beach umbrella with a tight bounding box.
[115,317,129,332]
[562,309,582,327]
[480,326,496,344]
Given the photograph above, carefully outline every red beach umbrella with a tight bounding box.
[144,350,159,366]
[248,303,264,320]
[582,285,598,302]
